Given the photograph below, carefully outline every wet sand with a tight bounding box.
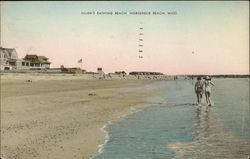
[91,79,249,159]
[169,99,249,159]
[0,74,162,159]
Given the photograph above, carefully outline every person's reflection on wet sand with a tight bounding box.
[171,97,249,159]
[195,103,211,140]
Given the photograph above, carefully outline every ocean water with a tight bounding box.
[212,78,249,139]
[91,78,249,159]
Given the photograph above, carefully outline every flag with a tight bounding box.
[78,59,82,63]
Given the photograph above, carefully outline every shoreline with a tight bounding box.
[88,78,249,159]
[90,81,166,158]
[1,74,164,159]
[91,98,159,159]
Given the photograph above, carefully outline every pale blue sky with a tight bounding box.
[1,1,249,74]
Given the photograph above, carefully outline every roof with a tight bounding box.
[38,56,48,60]
[24,54,51,64]
[37,56,50,63]
[0,47,18,59]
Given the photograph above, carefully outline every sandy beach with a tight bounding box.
[1,74,162,159]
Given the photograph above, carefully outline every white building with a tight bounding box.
[0,47,22,70]
[22,54,51,69]
[97,67,105,76]
[0,47,51,71]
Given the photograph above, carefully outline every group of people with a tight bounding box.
[195,76,215,106]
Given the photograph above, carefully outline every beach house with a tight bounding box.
[0,47,22,70]
[22,54,51,69]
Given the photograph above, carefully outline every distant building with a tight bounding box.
[115,71,126,74]
[129,71,164,75]
[85,72,99,75]
[97,67,105,75]
[0,47,22,70]
[115,71,126,76]
[22,54,51,69]
[60,66,86,74]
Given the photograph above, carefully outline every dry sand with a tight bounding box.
[1,74,162,159]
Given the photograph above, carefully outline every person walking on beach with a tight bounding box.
[204,76,215,106]
[195,77,204,105]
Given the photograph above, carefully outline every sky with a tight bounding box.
[1,1,249,75]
